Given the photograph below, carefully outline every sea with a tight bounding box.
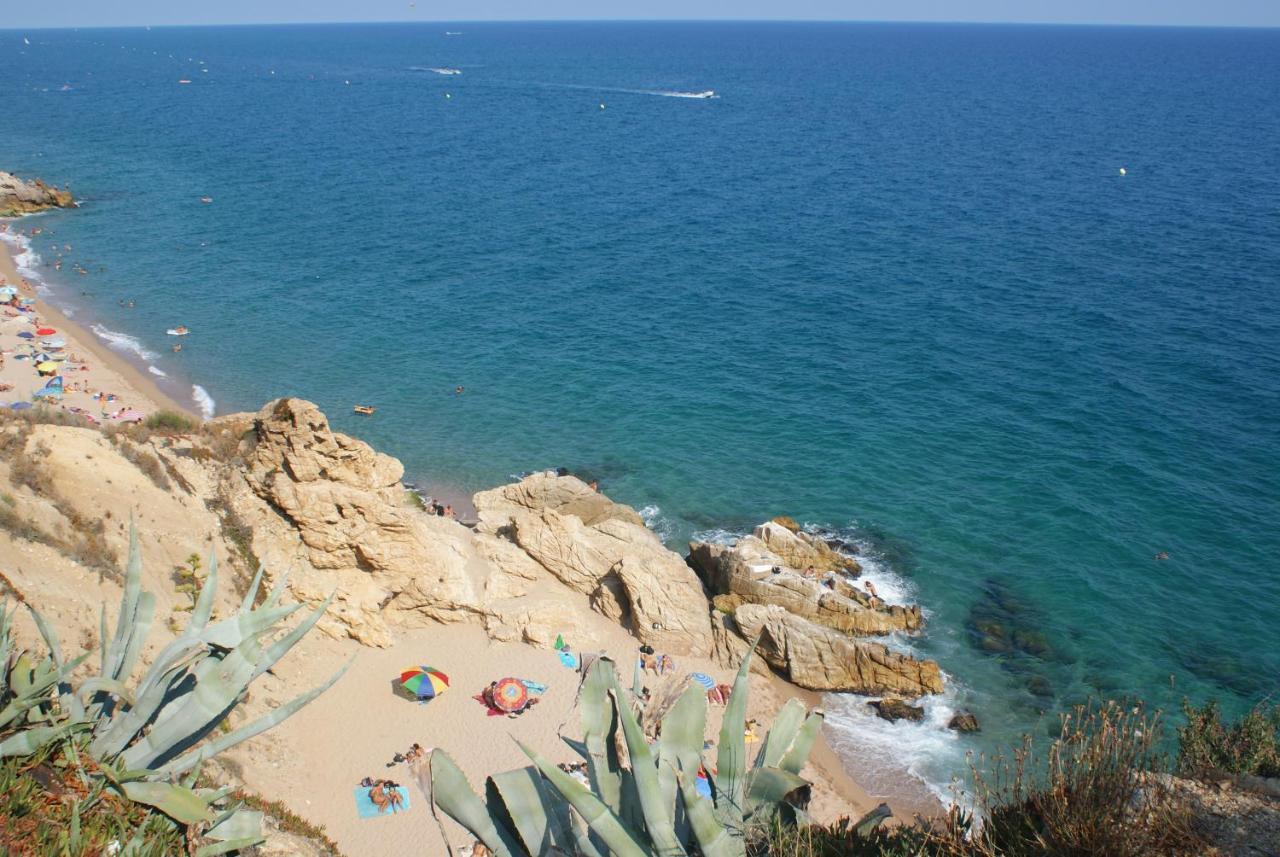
[2,21,1278,804]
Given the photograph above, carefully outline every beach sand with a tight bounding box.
[220,587,884,856]
[0,223,193,421]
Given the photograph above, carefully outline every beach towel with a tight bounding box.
[554,634,566,651]
[557,651,579,670]
[695,774,713,799]
[353,786,410,819]
[520,680,547,695]
[473,693,506,716]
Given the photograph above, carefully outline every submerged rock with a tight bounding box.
[948,711,981,732]
[0,170,75,216]
[869,698,926,723]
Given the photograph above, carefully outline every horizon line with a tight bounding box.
[5,18,1280,33]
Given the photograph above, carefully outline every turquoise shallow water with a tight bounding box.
[2,21,1279,798]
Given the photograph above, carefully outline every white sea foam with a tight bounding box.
[191,385,215,419]
[0,230,47,291]
[638,504,677,543]
[823,679,968,808]
[90,324,159,361]
[147,365,167,377]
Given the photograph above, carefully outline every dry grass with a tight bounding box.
[1178,698,1280,779]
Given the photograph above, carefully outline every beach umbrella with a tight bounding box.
[16,331,34,339]
[36,362,59,373]
[691,672,716,691]
[10,402,33,410]
[489,677,529,713]
[399,666,449,701]
[41,338,66,348]
[36,328,56,336]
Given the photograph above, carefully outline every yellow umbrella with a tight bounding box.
[36,362,59,373]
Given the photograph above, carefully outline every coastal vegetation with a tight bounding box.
[0,527,345,854]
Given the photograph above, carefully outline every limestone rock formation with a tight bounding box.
[476,473,713,656]
[691,534,923,636]
[223,398,488,646]
[733,603,944,695]
[0,171,75,217]
[751,520,860,575]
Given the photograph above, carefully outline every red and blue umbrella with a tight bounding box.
[400,666,449,702]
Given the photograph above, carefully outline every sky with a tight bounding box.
[4,0,1279,29]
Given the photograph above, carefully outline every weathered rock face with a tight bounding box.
[476,474,713,656]
[224,399,488,646]
[948,711,980,733]
[692,536,923,636]
[474,472,644,528]
[733,604,944,696]
[751,521,861,575]
[0,171,75,217]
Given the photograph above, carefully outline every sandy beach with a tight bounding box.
[221,598,885,856]
[0,222,194,422]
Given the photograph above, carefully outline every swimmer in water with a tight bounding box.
[1155,551,1170,561]
[455,385,464,394]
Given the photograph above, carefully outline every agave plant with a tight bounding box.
[0,524,347,853]
[427,641,881,856]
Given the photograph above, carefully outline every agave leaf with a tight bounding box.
[27,604,64,670]
[854,802,893,837]
[678,765,741,857]
[252,591,335,680]
[608,675,683,855]
[156,657,351,777]
[757,698,806,771]
[76,677,136,708]
[579,656,623,816]
[519,740,648,857]
[490,766,576,855]
[110,590,156,685]
[0,651,91,730]
[10,652,34,697]
[103,524,144,680]
[203,806,264,842]
[238,566,265,612]
[0,722,80,758]
[202,601,301,651]
[713,636,757,830]
[428,750,521,857]
[90,655,199,760]
[121,780,215,825]
[189,552,219,631]
[658,684,707,843]
[744,766,808,817]
[777,710,824,776]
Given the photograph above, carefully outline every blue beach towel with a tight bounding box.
[557,651,579,670]
[520,680,548,695]
[354,786,410,819]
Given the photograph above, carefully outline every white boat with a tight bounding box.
[167,326,189,336]
[690,90,716,99]
[428,67,462,75]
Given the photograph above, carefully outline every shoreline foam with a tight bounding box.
[0,223,197,420]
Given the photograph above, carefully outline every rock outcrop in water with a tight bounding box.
[690,525,924,636]
[733,603,944,695]
[0,171,75,216]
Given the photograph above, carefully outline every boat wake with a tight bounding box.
[523,81,718,100]
[409,66,462,75]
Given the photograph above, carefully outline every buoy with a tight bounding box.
[600,103,606,110]
[445,93,451,99]
[1119,167,1127,176]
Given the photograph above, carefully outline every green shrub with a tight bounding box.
[1178,699,1280,778]
[143,409,198,433]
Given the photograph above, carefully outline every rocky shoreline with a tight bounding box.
[0,171,76,217]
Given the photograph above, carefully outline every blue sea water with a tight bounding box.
[3,21,1279,800]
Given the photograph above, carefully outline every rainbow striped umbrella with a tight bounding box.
[400,666,450,701]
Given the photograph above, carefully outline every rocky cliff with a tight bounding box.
[2,397,942,697]
[0,171,76,217]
